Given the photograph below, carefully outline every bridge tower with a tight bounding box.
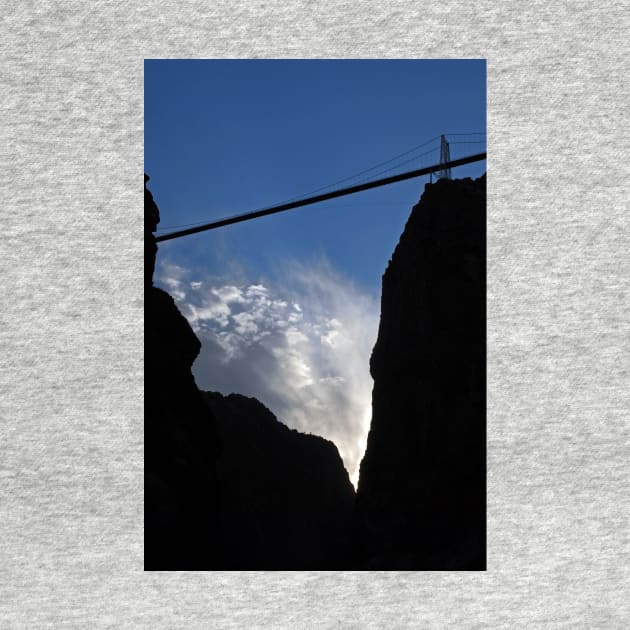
[437,134,452,180]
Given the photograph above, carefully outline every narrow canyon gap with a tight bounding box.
[145,173,486,570]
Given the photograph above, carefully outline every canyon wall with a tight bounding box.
[145,176,355,569]
[355,175,486,570]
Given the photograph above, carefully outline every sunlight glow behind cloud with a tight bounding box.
[157,259,380,486]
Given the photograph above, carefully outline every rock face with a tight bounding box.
[145,176,221,569]
[355,175,486,570]
[145,176,354,569]
[203,392,355,569]
[145,173,485,570]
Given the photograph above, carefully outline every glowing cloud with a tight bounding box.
[157,259,380,486]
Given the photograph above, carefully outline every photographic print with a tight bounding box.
[145,59,486,570]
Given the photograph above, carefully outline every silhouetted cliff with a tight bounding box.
[145,176,355,570]
[145,177,221,569]
[355,175,486,570]
[146,173,485,570]
[203,392,355,569]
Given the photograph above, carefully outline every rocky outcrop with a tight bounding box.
[355,175,486,570]
[144,174,159,289]
[145,176,221,569]
[145,176,355,569]
[145,173,485,570]
[203,392,355,569]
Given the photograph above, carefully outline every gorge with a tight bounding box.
[145,173,486,570]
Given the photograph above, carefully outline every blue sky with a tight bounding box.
[145,59,485,292]
[145,59,486,483]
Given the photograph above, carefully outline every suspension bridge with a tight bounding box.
[154,133,486,243]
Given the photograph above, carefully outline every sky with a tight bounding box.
[145,59,486,484]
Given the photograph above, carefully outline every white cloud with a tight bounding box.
[211,285,245,304]
[188,302,231,328]
[156,258,380,486]
[232,311,259,336]
[245,284,268,299]
[285,327,309,346]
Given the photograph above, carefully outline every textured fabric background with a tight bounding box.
[1,1,629,627]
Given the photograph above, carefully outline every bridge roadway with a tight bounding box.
[155,152,486,243]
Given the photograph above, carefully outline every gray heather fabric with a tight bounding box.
[1,2,629,628]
